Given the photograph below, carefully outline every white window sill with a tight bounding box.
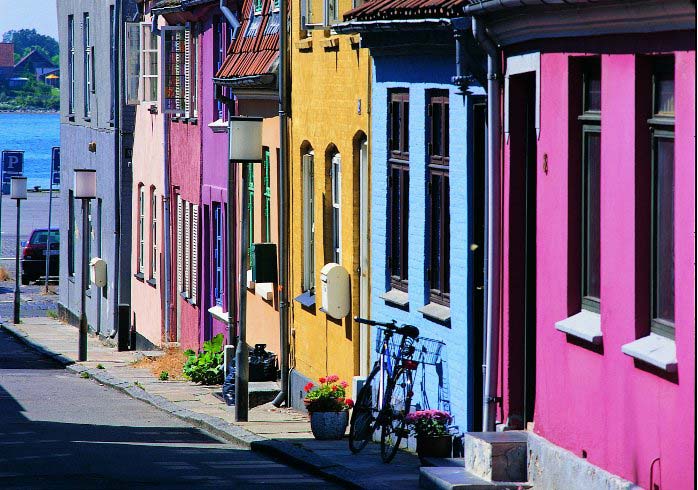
[380,289,408,308]
[555,310,602,344]
[622,333,677,373]
[208,305,228,323]
[207,118,228,133]
[246,269,254,290]
[418,302,451,323]
[255,282,274,301]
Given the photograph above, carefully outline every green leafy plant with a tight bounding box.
[80,371,90,379]
[303,375,354,412]
[159,371,169,381]
[182,334,225,385]
[405,410,451,437]
[96,364,105,369]
[134,381,144,389]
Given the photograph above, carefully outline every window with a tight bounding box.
[177,195,184,292]
[262,148,271,242]
[83,13,92,117]
[331,153,341,264]
[649,56,675,338]
[325,0,338,26]
[213,203,223,305]
[579,59,601,312]
[247,162,255,266]
[300,0,314,30]
[427,91,450,305]
[213,17,227,119]
[162,26,186,114]
[138,185,145,274]
[109,6,115,121]
[273,0,280,11]
[150,188,157,279]
[140,23,158,103]
[388,90,409,291]
[189,25,198,118]
[87,199,92,268]
[254,0,263,14]
[68,190,75,276]
[68,15,75,114]
[302,152,315,292]
[125,22,141,105]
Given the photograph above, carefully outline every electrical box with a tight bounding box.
[90,257,107,288]
[251,243,277,283]
[320,263,350,319]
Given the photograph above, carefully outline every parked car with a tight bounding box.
[21,228,59,285]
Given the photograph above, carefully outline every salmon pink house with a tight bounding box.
[461,0,695,488]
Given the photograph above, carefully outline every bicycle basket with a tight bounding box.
[375,327,445,365]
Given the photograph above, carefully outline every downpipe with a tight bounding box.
[472,17,502,432]
[219,0,241,39]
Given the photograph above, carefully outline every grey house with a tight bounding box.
[57,0,137,347]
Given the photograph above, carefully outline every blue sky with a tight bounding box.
[0,1,59,40]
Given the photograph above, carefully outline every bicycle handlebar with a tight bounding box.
[354,317,420,339]
[354,316,395,328]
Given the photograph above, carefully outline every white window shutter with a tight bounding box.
[191,204,199,305]
[184,27,191,117]
[302,154,313,291]
[184,201,191,297]
[177,196,183,292]
[125,22,140,105]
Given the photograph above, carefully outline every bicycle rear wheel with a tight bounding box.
[348,364,380,453]
[380,368,413,463]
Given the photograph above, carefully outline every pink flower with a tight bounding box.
[340,381,348,388]
[304,382,314,391]
[319,376,327,383]
[327,374,339,383]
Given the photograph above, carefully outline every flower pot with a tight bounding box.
[416,434,452,458]
[309,410,349,440]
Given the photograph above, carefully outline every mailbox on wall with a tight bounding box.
[90,257,107,288]
[251,243,277,283]
[320,263,350,319]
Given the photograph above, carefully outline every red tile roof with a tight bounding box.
[215,0,279,81]
[0,43,14,68]
[344,0,469,21]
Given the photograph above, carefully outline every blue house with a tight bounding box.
[338,5,486,433]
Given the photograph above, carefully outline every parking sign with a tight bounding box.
[1,150,24,184]
[51,147,60,186]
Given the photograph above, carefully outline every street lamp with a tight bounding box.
[74,169,96,361]
[11,176,26,325]
[228,116,263,422]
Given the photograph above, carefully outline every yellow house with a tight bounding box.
[288,0,372,406]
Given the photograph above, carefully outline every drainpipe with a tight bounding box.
[111,0,122,341]
[220,0,241,39]
[272,0,289,407]
[472,17,501,433]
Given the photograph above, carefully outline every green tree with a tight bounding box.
[2,29,59,60]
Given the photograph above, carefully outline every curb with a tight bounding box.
[0,322,383,489]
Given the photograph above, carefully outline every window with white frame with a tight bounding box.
[83,12,93,117]
[138,185,145,274]
[331,152,341,264]
[162,25,198,118]
[177,196,199,304]
[140,23,158,103]
[125,22,140,105]
[68,15,75,114]
[213,203,224,305]
[301,0,339,29]
[325,0,338,26]
[150,187,157,279]
[302,152,315,292]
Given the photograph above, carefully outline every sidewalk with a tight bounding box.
[1,317,422,489]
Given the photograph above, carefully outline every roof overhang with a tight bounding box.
[213,73,277,89]
[334,18,452,34]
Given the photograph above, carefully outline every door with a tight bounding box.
[508,73,537,428]
[359,138,370,376]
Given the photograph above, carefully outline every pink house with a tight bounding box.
[463,1,695,488]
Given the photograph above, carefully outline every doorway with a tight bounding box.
[358,137,370,376]
[508,72,537,428]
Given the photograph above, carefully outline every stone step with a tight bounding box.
[462,431,528,482]
[212,380,280,408]
[420,466,531,490]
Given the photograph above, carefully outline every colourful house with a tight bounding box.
[338,1,487,432]
[459,0,695,488]
[288,0,372,407]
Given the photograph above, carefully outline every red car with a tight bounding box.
[21,228,59,285]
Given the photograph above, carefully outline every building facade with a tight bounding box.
[288,0,372,407]
[57,0,136,344]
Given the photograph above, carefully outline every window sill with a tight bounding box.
[246,269,254,290]
[67,114,75,122]
[555,310,602,345]
[207,118,228,133]
[418,302,451,324]
[294,290,316,307]
[68,275,75,283]
[295,38,313,51]
[146,278,157,288]
[622,333,677,373]
[380,289,409,308]
[134,272,144,282]
[209,305,229,323]
[255,282,274,302]
[83,117,91,122]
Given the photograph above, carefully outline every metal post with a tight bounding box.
[235,161,249,422]
[13,199,20,324]
[227,157,237,346]
[79,199,89,361]
[44,178,54,293]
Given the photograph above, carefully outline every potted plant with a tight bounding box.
[405,409,452,458]
[303,375,354,440]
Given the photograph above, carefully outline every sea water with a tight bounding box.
[0,112,60,190]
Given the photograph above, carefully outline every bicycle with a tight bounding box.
[348,316,420,463]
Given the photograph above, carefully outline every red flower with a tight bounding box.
[345,398,354,408]
[319,376,327,383]
[304,382,314,391]
[331,385,338,391]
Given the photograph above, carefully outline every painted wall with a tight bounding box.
[129,12,166,348]
[289,3,370,400]
[369,51,484,431]
[501,43,695,488]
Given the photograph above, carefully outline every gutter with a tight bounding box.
[472,16,502,433]
[213,73,276,88]
[464,0,595,15]
[333,18,452,34]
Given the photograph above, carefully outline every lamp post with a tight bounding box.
[11,177,27,325]
[228,116,263,422]
[74,169,96,362]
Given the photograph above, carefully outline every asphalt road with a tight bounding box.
[0,329,341,489]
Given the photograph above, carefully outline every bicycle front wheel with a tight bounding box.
[348,364,380,453]
[380,368,413,463]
